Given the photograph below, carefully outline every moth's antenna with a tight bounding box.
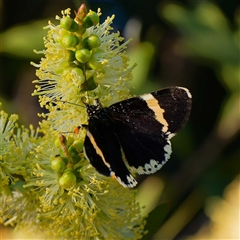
[55,99,85,108]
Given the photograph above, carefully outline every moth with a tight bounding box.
[82,87,192,187]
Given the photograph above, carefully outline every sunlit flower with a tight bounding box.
[0,108,39,191]
[0,106,144,239]
[1,4,145,239]
[23,132,144,239]
[0,108,40,227]
[32,6,136,133]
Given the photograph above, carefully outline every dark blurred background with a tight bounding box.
[1,0,239,239]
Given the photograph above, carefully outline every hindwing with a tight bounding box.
[83,87,192,187]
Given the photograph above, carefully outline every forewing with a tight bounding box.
[151,87,192,135]
[83,116,138,188]
[108,87,192,174]
[109,87,192,138]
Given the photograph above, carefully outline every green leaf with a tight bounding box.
[160,2,239,66]
[129,42,156,93]
[0,19,50,59]
[142,202,170,240]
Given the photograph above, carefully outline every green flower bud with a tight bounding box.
[83,34,101,49]
[68,145,81,164]
[62,67,85,88]
[83,10,99,28]
[55,29,68,43]
[74,167,83,180]
[73,140,84,152]
[68,21,79,32]
[51,157,66,173]
[75,48,91,63]
[88,34,101,48]
[61,156,69,165]
[72,67,85,84]
[60,16,78,32]
[59,28,70,37]
[59,170,77,189]
[60,16,74,30]
[61,34,79,48]
[88,52,104,70]
[63,168,73,174]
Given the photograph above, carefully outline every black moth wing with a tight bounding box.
[107,86,192,175]
[83,108,138,188]
[83,86,191,188]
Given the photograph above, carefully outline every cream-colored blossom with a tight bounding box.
[0,108,40,227]
[0,106,144,239]
[1,5,145,240]
[23,132,144,239]
[32,7,135,133]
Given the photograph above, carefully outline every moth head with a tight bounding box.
[85,99,102,116]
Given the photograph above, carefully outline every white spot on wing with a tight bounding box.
[111,171,138,188]
[164,141,172,161]
[135,159,163,175]
[166,132,176,140]
[141,93,153,101]
[133,142,172,175]
[177,87,192,99]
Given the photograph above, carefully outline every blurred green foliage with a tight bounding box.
[1,0,239,239]
[1,19,46,59]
